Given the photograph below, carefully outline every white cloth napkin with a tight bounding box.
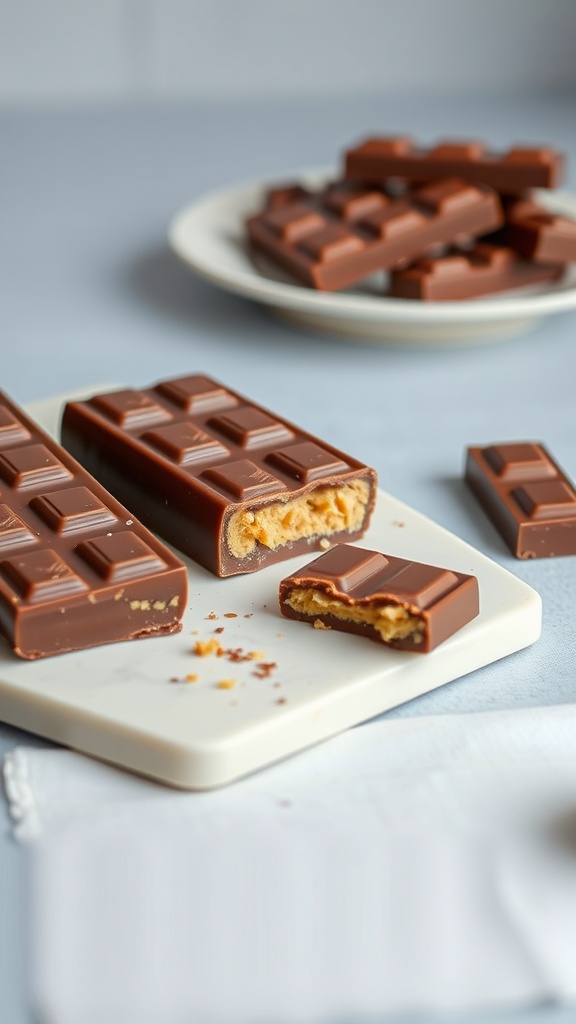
[4,704,576,1024]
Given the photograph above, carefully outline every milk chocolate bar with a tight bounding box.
[390,243,564,301]
[246,179,502,291]
[0,391,187,659]
[344,137,565,193]
[465,442,576,558]
[279,545,479,652]
[61,375,377,577]
[494,197,576,264]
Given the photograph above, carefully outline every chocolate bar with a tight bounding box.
[279,544,479,652]
[389,243,564,301]
[246,179,502,291]
[344,137,565,192]
[465,442,576,558]
[0,391,187,659]
[494,197,576,264]
[61,375,378,578]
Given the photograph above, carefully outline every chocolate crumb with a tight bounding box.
[216,678,236,690]
[194,638,224,656]
[252,661,277,679]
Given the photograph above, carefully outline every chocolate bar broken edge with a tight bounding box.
[279,544,479,653]
[61,375,378,578]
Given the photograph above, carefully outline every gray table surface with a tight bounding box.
[1,93,576,1023]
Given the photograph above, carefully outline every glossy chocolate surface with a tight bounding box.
[466,442,576,558]
[344,137,565,192]
[246,179,502,291]
[0,392,187,659]
[494,197,576,264]
[279,544,479,652]
[390,242,564,301]
[61,376,377,577]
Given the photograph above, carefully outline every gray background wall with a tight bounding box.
[1,0,576,103]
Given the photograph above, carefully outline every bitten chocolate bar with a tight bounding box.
[246,179,502,291]
[61,376,377,577]
[495,197,576,264]
[465,442,576,558]
[390,243,564,301]
[279,544,479,652]
[344,137,565,192]
[0,391,187,659]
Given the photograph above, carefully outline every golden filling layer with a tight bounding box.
[284,587,425,644]
[227,480,370,559]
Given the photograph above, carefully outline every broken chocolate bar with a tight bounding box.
[246,179,502,291]
[494,197,576,264]
[389,242,564,301]
[279,544,479,652]
[61,375,377,577]
[0,391,187,659]
[465,442,576,559]
[344,137,565,192]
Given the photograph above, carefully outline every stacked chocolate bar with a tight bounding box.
[247,137,576,300]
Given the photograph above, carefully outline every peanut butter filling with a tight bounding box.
[226,480,370,560]
[283,586,424,644]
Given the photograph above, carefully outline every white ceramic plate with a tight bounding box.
[169,171,576,346]
[0,392,541,790]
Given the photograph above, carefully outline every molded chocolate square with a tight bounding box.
[0,408,31,449]
[156,376,237,412]
[77,532,168,582]
[61,375,378,577]
[267,442,350,483]
[279,545,479,652]
[30,487,117,534]
[466,441,576,558]
[1,550,87,602]
[208,409,294,448]
[143,423,229,465]
[0,504,37,550]
[0,445,73,489]
[92,390,172,428]
[0,390,187,659]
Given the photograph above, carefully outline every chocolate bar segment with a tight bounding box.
[247,179,502,291]
[61,376,377,577]
[390,243,564,301]
[465,442,576,558]
[279,545,479,652]
[493,198,576,264]
[0,391,187,659]
[344,137,565,192]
